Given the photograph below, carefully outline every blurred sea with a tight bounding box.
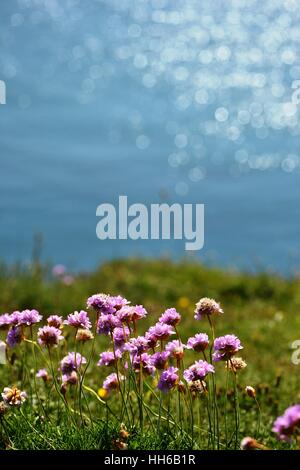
[1,0,300,274]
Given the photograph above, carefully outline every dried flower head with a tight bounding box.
[188,380,207,396]
[76,328,94,342]
[0,401,9,417]
[226,357,247,373]
[194,297,223,320]
[245,386,256,398]
[2,387,27,406]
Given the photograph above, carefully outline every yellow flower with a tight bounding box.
[98,388,109,400]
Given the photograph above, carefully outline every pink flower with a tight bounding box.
[65,310,91,330]
[37,326,64,348]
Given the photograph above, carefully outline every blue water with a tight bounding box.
[1,0,300,274]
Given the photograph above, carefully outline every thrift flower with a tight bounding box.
[194,297,223,320]
[165,340,185,360]
[98,350,122,367]
[183,360,215,382]
[124,336,149,354]
[131,353,155,375]
[96,314,121,335]
[103,373,124,391]
[87,293,116,315]
[159,308,181,326]
[52,264,66,277]
[0,313,13,330]
[213,335,243,362]
[65,310,91,330]
[112,326,130,348]
[36,369,50,382]
[2,387,27,406]
[47,315,63,328]
[158,366,179,392]
[37,326,64,348]
[62,371,78,385]
[6,326,23,348]
[147,323,175,343]
[150,351,170,370]
[273,404,300,442]
[186,333,209,352]
[60,352,86,375]
[18,309,42,326]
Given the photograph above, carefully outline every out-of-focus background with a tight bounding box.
[1,0,300,274]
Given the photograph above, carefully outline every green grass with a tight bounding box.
[0,258,299,450]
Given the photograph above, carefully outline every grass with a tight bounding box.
[0,258,299,450]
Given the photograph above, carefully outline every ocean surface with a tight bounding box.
[1,0,300,274]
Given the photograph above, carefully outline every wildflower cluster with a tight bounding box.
[0,294,298,450]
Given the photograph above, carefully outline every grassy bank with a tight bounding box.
[0,258,299,449]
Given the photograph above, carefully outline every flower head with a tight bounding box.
[186,333,209,352]
[245,386,256,398]
[2,387,27,406]
[87,293,115,314]
[6,326,23,348]
[18,309,42,326]
[165,340,185,360]
[110,295,130,311]
[0,313,13,330]
[96,314,121,335]
[112,326,130,348]
[150,351,170,370]
[117,305,147,323]
[65,310,91,330]
[213,335,243,362]
[52,264,66,277]
[103,373,125,392]
[0,402,9,417]
[131,353,155,375]
[47,315,63,328]
[226,357,247,373]
[147,323,175,343]
[273,404,300,442]
[37,326,64,348]
[124,336,149,355]
[158,366,179,392]
[62,371,78,385]
[194,297,223,320]
[9,311,22,326]
[60,352,86,375]
[183,360,215,382]
[159,308,181,326]
[98,350,122,367]
[76,328,94,342]
[36,369,50,382]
